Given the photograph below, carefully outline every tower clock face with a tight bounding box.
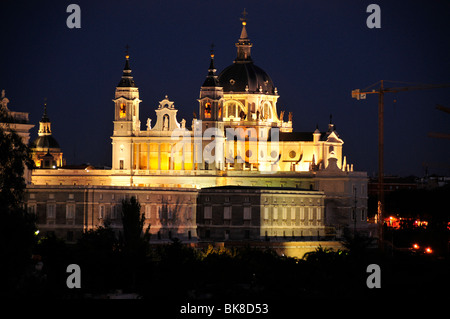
[120,103,126,118]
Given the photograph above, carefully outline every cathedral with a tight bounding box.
[19,14,373,256]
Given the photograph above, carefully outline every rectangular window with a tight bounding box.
[224,206,232,220]
[47,204,56,219]
[111,205,117,219]
[291,207,296,221]
[204,206,212,219]
[187,207,193,220]
[316,208,322,221]
[119,160,124,170]
[99,205,105,219]
[68,193,74,200]
[361,209,366,221]
[282,207,287,220]
[300,206,305,220]
[145,205,151,219]
[273,207,278,220]
[156,206,161,219]
[243,207,251,220]
[263,207,269,220]
[66,204,75,219]
[28,204,36,214]
[167,207,173,220]
[308,207,314,220]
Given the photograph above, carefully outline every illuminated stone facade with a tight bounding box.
[30,102,65,169]
[26,15,373,245]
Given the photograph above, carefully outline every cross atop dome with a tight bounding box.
[241,8,248,24]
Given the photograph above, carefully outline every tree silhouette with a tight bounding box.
[119,196,151,292]
[0,125,37,297]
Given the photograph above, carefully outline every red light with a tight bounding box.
[413,243,420,249]
[425,247,433,254]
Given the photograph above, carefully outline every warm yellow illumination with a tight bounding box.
[425,247,433,254]
[242,21,247,26]
[413,243,419,249]
[204,102,211,118]
[125,55,129,59]
[120,103,126,118]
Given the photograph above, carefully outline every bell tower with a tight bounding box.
[197,47,225,170]
[111,48,142,170]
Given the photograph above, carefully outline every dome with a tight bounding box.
[218,62,275,94]
[31,135,61,149]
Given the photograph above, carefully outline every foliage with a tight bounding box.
[341,228,375,257]
[120,196,150,250]
[0,125,37,297]
[0,125,34,211]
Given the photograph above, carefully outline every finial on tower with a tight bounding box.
[40,97,50,123]
[241,8,248,25]
[125,44,130,59]
[210,43,215,58]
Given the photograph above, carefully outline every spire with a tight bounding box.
[41,98,50,123]
[38,99,52,136]
[202,44,220,87]
[117,45,137,87]
[240,8,249,40]
[208,43,216,74]
[235,9,252,62]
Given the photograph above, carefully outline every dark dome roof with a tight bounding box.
[31,135,60,149]
[218,62,275,94]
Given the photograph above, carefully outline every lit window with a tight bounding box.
[273,207,278,219]
[204,102,211,118]
[308,207,314,220]
[263,207,269,220]
[282,207,287,220]
[120,103,126,118]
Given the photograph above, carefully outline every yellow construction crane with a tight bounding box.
[351,80,450,247]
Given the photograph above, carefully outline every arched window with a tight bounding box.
[119,103,126,118]
[204,102,211,118]
[224,101,245,120]
[260,101,272,120]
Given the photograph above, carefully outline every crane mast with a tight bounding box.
[351,80,450,249]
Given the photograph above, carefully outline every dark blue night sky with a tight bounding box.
[1,0,450,177]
